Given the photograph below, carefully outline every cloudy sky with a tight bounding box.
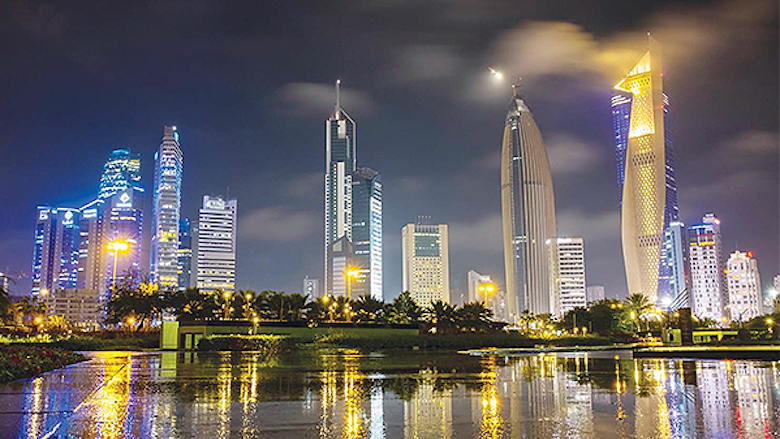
[1,0,777,300]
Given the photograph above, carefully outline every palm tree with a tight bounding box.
[456,302,493,332]
[623,293,653,332]
[354,293,384,323]
[0,287,11,323]
[423,300,457,334]
[168,288,220,321]
[385,291,421,324]
[285,293,310,322]
[518,309,534,333]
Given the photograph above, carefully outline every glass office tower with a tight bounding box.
[351,167,382,300]
[151,125,184,288]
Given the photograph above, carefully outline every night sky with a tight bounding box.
[1,0,777,301]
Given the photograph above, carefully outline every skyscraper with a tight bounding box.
[660,221,689,308]
[402,220,450,307]
[615,36,678,303]
[98,149,141,199]
[324,80,356,296]
[500,86,557,321]
[178,217,192,289]
[303,276,320,298]
[77,199,106,294]
[547,237,586,317]
[32,206,80,296]
[103,187,144,303]
[351,166,382,300]
[726,250,762,322]
[151,125,184,288]
[688,214,725,321]
[195,195,237,292]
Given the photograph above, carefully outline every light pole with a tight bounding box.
[107,240,130,292]
[345,268,359,300]
[477,282,496,305]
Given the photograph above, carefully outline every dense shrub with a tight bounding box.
[2,332,159,351]
[197,334,296,353]
[0,345,85,383]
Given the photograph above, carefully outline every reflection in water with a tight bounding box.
[6,350,780,438]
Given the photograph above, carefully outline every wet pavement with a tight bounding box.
[1,349,779,438]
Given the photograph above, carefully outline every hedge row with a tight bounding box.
[197,334,296,353]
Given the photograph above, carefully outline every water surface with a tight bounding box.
[0,349,778,438]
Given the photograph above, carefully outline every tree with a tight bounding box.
[106,282,165,329]
[423,300,457,334]
[0,287,11,323]
[46,315,70,333]
[518,309,534,333]
[456,302,493,332]
[560,307,591,332]
[354,294,384,323]
[623,293,653,332]
[385,291,421,324]
[13,296,47,327]
[167,288,220,321]
[284,293,310,322]
[588,300,622,333]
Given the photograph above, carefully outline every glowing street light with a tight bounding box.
[489,67,504,81]
[345,268,359,301]
[107,240,130,292]
[477,282,497,304]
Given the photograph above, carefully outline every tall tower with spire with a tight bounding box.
[324,80,357,296]
[615,35,678,302]
[501,84,557,321]
[151,125,184,288]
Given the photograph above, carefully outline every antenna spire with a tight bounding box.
[335,79,341,118]
[511,77,522,98]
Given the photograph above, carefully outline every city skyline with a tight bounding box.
[0,0,777,303]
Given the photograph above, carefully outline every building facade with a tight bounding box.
[586,285,605,304]
[500,86,557,321]
[44,288,100,329]
[726,251,762,322]
[688,214,725,321]
[77,199,106,295]
[103,187,144,303]
[303,276,320,299]
[659,221,689,308]
[402,222,450,307]
[98,149,141,199]
[32,206,81,296]
[178,217,192,289]
[615,36,678,304]
[547,237,586,317]
[151,125,184,288]
[324,80,356,296]
[195,195,237,292]
[351,167,383,300]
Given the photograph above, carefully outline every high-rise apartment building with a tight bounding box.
[32,206,80,296]
[688,214,725,321]
[151,125,184,288]
[586,285,605,304]
[615,36,678,304]
[351,167,382,300]
[98,149,141,199]
[726,251,762,322]
[324,80,356,296]
[195,195,237,292]
[547,238,586,317]
[402,221,450,307]
[178,217,192,289]
[500,85,557,321]
[659,221,689,307]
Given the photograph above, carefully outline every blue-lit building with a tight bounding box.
[32,206,80,296]
[98,149,141,199]
[659,221,689,309]
[151,125,184,288]
[103,187,144,303]
[324,80,357,296]
[177,217,192,289]
[351,167,382,300]
[611,92,631,206]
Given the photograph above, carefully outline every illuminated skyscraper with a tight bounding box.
[98,149,141,199]
[615,36,678,302]
[177,217,192,289]
[351,167,382,300]
[402,220,450,307]
[324,80,356,296]
[501,86,557,321]
[77,199,106,294]
[103,187,144,303]
[195,195,237,292]
[547,237,586,317]
[688,214,725,321]
[151,125,184,288]
[660,220,689,308]
[726,250,762,322]
[32,206,80,296]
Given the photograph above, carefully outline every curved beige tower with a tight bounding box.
[615,37,667,301]
[501,87,557,323]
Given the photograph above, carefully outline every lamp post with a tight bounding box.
[345,268,359,300]
[107,240,130,292]
[477,282,496,305]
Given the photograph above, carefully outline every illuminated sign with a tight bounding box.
[117,192,132,208]
[62,210,74,225]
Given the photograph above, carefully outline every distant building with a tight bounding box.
[103,187,144,304]
[467,270,504,321]
[659,221,689,308]
[402,221,450,307]
[195,195,237,292]
[98,149,141,199]
[688,214,725,322]
[351,167,383,300]
[773,275,780,313]
[303,276,320,299]
[586,286,605,304]
[726,251,762,323]
[547,237,586,317]
[151,125,184,288]
[178,217,192,289]
[77,199,106,296]
[32,206,81,296]
[44,288,100,330]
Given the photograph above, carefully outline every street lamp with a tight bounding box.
[477,282,496,304]
[345,268,359,300]
[107,240,130,292]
